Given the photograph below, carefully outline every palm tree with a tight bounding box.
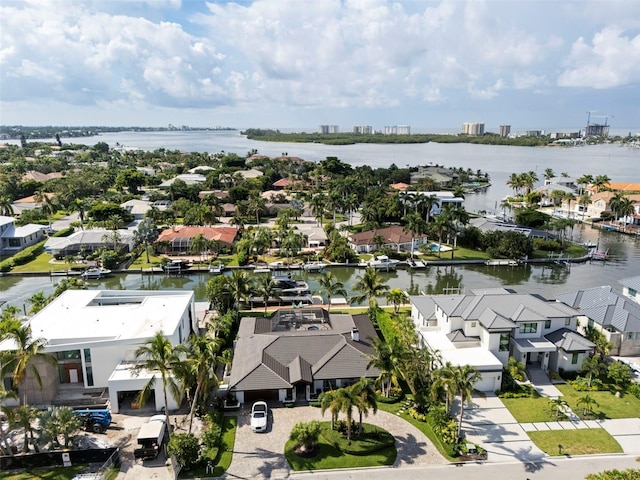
[351,266,389,324]
[576,174,594,195]
[578,193,592,219]
[581,354,604,388]
[0,388,17,456]
[255,275,280,313]
[507,356,527,382]
[180,334,223,433]
[403,212,427,258]
[544,168,555,182]
[40,406,82,449]
[577,393,599,416]
[419,193,438,224]
[189,233,209,264]
[592,174,610,193]
[432,209,453,258]
[366,337,406,397]
[385,288,408,314]
[499,199,513,220]
[0,195,14,216]
[335,386,365,440]
[13,405,40,452]
[452,364,481,441]
[317,272,347,311]
[0,324,57,406]
[319,390,341,430]
[431,363,457,415]
[310,193,327,226]
[350,378,378,434]
[226,270,252,314]
[549,397,568,419]
[132,332,184,441]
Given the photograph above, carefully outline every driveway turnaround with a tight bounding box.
[224,404,447,479]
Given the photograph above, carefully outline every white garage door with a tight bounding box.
[474,371,501,392]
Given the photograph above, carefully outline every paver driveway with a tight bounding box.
[223,404,447,479]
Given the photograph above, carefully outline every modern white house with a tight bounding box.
[0,215,47,256]
[410,288,593,392]
[0,290,196,413]
[44,228,135,257]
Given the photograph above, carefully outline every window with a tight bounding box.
[8,238,21,247]
[628,332,634,340]
[519,323,538,334]
[544,320,551,329]
[471,322,477,328]
[630,288,637,297]
[565,318,571,326]
[499,333,510,352]
[56,350,80,360]
[571,353,579,364]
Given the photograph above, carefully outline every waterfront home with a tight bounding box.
[582,191,640,220]
[0,215,47,256]
[159,173,207,189]
[226,308,379,404]
[156,225,239,255]
[557,283,640,356]
[403,191,464,215]
[0,290,195,412]
[348,225,428,254]
[410,289,592,391]
[44,228,135,257]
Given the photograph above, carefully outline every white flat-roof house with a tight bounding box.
[0,290,196,413]
[410,289,593,392]
[404,191,464,216]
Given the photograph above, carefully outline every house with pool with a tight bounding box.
[225,308,380,404]
[410,288,594,391]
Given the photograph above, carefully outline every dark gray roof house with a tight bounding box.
[227,308,380,404]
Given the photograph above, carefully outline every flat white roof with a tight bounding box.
[0,290,193,352]
[421,331,503,371]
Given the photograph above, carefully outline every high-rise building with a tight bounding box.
[319,125,339,134]
[462,122,485,136]
[353,125,373,134]
[499,125,511,137]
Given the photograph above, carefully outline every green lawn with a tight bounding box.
[556,384,640,419]
[10,253,84,273]
[0,466,86,480]
[501,394,567,423]
[127,251,167,270]
[376,397,457,460]
[528,428,623,456]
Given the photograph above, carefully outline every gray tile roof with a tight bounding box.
[556,286,640,333]
[620,276,640,292]
[229,312,379,392]
[446,329,479,343]
[545,328,595,352]
[478,308,517,330]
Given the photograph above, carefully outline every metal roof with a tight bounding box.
[545,328,595,352]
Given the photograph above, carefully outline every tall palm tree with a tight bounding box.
[255,275,280,313]
[179,334,223,433]
[581,354,604,388]
[431,363,457,415]
[13,405,41,453]
[319,390,341,430]
[0,195,14,216]
[351,266,389,323]
[317,272,347,311]
[335,386,366,440]
[543,168,555,182]
[226,269,252,313]
[366,337,407,397]
[452,364,481,441]
[419,193,438,224]
[432,209,453,258]
[0,324,57,406]
[133,332,184,441]
[189,233,208,264]
[350,378,378,434]
[576,174,594,195]
[403,212,427,258]
[592,174,610,193]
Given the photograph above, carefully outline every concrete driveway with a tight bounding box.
[459,394,547,464]
[224,403,447,479]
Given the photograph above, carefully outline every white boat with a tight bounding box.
[209,263,225,274]
[80,267,111,279]
[368,255,399,271]
[162,259,191,274]
[302,261,328,272]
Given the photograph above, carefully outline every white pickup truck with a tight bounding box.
[134,414,167,460]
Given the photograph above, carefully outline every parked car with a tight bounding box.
[250,401,268,433]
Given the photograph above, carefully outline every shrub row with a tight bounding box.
[200,410,225,463]
[0,240,47,271]
[52,227,74,237]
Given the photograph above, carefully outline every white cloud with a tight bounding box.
[558,26,640,88]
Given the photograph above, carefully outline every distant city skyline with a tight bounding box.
[1,1,639,131]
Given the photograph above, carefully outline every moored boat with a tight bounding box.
[162,259,191,274]
[80,267,112,279]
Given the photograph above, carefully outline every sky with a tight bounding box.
[1,0,639,133]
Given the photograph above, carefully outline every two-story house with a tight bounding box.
[410,288,593,391]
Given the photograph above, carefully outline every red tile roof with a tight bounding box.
[157,226,239,245]
[349,225,426,246]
